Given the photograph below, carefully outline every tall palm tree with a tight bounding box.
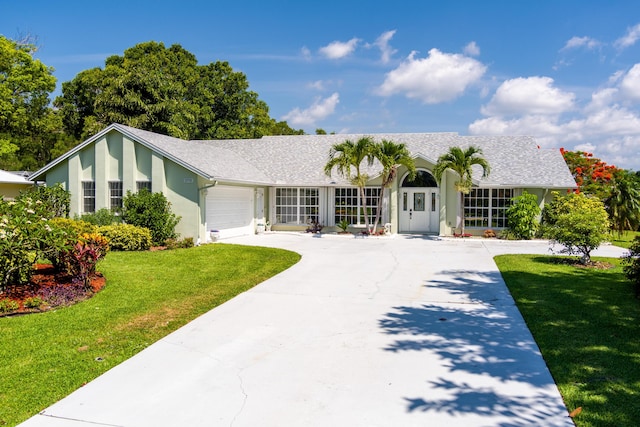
[324,137,375,231]
[371,139,416,233]
[605,170,640,235]
[433,146,490,236]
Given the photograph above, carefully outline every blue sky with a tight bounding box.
[3,0,640,170]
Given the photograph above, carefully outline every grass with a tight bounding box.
[0,244,300,427]
[495,254,640,427]
[609,230,640,249]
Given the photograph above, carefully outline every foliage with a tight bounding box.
[623,237,640,297]
[505,191,540,239]
[370,139,416,233]
[122,189,180,245]
[610,230,640,249]
[97,223,152,251]
[164,237,195,249]
[496,254,640,427]
[0,196,70,290]
[0,298,19,313]
[57,233,109,287]
[0,244,300,426]
[80,207,122,226]
[54,41,301,141]
[337,218,350,232]
[23,296,44,309]
[433,146,490,235]
[546,192,610,264]
[50,217,97,237]
[324,137,376,230]
[17,184,70,219]
[560,148,619,199]
[605,169,640,235]
[37,277,87,308]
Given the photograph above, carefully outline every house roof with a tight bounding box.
[0,169,32,185]
[30,123,577,189]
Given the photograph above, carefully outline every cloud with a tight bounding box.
[481,76,575,116]
[615,23,640,49]
[301,46,312,61]
[561,36,600,51]
[619,63,640,100]
[463,41,480,56]
[282,93,340,126]
[377,48,487,104]
[318,38,360,59]
[373,30,397,64]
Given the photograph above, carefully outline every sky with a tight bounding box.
[3,0,640,170]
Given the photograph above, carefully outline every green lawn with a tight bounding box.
[610,230,640,249]
[496,254,640,427]
[0,244,300,427]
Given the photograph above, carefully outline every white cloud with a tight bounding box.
[585,87,619,113]
[463,41,480,56]
[615,23,640,49]
[619,64,640,100]
[308,80,325,91]
[561,36,600,51]
[301,46,312,61]
[377,48,487,104]
[481,76,575,116]
[373,30,397,64]
[282,93,340,126]
[318,38,360,59]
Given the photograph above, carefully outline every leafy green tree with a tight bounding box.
[55,41,301,141]
[16,183,70,218]
[0,35,66,170]
[433,146,490,236]
[546,192,610,264]
[371,140,416,233]
[605,170,640,235]
[122,189,180,245]
[506,191,540,239]
[324,137,375,231]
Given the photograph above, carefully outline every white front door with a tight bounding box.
[399,188,439,233]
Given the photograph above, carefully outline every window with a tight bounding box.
[275,188,319,224]
[464,188,514,228]
[109,181,123,211]
[334,187,381,225]
[136,180,152,192]
[82,181,95,213]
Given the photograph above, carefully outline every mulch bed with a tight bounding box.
[0,264,105,317]
[549,257,615,270]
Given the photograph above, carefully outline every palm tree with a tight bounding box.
[324,137,375,231]
[605,170,640,236]
[433,146,490,236]
[370,140,416,233]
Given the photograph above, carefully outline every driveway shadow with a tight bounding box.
[379,270,572,425]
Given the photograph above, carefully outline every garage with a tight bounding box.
[205,186,255,240]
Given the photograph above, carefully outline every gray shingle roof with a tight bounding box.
[31,123,577,189]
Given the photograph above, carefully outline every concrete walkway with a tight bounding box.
[20,234,627,427]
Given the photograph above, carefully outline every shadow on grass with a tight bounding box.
[379,268,573,425]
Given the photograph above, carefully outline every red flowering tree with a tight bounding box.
[560,148,619,200]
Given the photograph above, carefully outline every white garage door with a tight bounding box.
[206,186,254,240]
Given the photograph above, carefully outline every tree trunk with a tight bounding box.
[372,186,385,234]
[459,191,465,236]
[359,186,370,233]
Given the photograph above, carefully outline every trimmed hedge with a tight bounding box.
[97,224,152,251]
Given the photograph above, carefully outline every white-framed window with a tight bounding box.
[109,181,123,211]
[136,180,152,193]
[82,181,95,213]
[274,188,320,224]
[464,188,515,228]
[334,187,381,225]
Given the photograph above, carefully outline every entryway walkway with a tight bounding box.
[20,234,625,426]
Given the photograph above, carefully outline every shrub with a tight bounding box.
[337,219,350,233]
[0,298,19,313]
[165,237,194,249]
[546,192,610,264]
[97,224,152,251]
[50,218,97,237]
[17,183,70,219]
[623,236,640,297]
[57,233,109,287]
[122,189,180,245]
[79,208,122,226]
[506,191,541,240]
[23,296,44,309]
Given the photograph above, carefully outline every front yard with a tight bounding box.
[496,254,640,427]
[0,244,300,426]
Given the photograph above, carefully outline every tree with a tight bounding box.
[122,189,181,246]
[560,148,618,199]
[432,146,490,236]
[623,236,640,297]
[605,170,640,235]
[546,192,610,264]
[324,137,375,231]
[506,191,540,239]
[0,35,65,170]
[55,41,302,141]
[371,140,416,233]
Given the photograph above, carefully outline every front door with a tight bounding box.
[399,188,438,232]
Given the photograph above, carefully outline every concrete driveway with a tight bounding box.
[20,234,627,427]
